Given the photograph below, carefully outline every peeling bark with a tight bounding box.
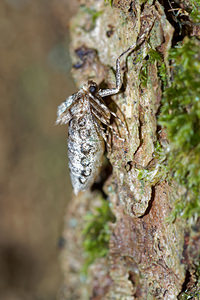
[59,1,200,299]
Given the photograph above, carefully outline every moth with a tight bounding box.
[56,42,141,195]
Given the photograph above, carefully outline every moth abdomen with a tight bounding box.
[67,113,104,194]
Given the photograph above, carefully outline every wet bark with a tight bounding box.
[58,1,200,299]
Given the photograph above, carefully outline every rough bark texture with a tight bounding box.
[59,1,200,299]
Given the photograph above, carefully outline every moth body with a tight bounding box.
[57,23,156,194]
[56,40,143,194]
[67,108,104,195]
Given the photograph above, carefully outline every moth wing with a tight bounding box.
[56,94,79,125]
[56,110,73,125]
[90,96,111,123]
[57,95,76,116]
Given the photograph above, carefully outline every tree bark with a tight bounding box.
[58,1,200,299]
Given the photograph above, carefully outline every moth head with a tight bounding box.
[87,80,98,95]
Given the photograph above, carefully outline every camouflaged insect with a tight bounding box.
[56,39,147,195]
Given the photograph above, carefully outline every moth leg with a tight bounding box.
[90,94,128,138]
[92,108,125,142]
[89,93,111,119]
[98,17,156,98]
[91,102,128,140]
[89,97,111,123]
[93,118,111,149]
[98,42,138,98]
[110,111,129,137]
[108,125,125,142]
[90,93,128,140]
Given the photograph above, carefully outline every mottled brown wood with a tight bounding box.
[59,1,200,299]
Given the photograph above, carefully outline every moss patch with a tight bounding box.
[104,0,113,7]
[82,198,115,274]
[159,37,200,219]
[139,48,167,89]
[80,5,103,31]
[137,141,168,186]
[187,0,200,23]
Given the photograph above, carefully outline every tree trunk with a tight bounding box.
[58,1,200,299]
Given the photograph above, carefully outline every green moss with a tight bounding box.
[139,61,148,87]
[139,0,154,4]
[158,62,167,89]
[168,1,200,28]
[178,291,199,299]
[188,0,200,23]
[159,37,200,219]
[81,198,115,274]
[139,48,167,88]
[137,141,168,185]
[104,0,113,7]
[80,5,103,29]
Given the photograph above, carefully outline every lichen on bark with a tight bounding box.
[59,0,200,299]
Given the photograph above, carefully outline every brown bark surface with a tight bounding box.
[59,1,200,299]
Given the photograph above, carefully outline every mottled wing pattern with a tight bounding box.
[56,94,80,125]
[67,97,105,194]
